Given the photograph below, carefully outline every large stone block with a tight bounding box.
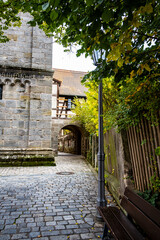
[39,80,51,87]
[0,140,4,147]
[0,121,11,128]
[15,109,28,115]
[31,86,46,94]
[4,128,18,135]
[28,141,42,148]
[5,140,19,148]
[41,101,51,109]
[30,121,37,129]
[45,86,52,94]
[41,141,51,148]
[40,93,51,100]
[18,129,27,136]
[30,93,41,100]
[30,100,41,109]
[0,113,5,120]
[5,100,17,108]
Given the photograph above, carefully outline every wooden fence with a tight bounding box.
[127,117,160,191]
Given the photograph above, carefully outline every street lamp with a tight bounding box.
[92,49,106,219]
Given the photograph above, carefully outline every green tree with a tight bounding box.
[72,73,160,132]
[72,77,118,134]
[1,0,160,126]
[1,1,159,81]
[26,0,160,83]
[22,0,159,123]
[72,85,99,134]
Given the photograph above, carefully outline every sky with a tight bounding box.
[52,42,95,72]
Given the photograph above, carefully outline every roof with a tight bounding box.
[53,68,87,97]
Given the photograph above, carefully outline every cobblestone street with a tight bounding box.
[0,153,113,240]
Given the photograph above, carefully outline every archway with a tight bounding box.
[58,125,82,155]
[52,119,89,156]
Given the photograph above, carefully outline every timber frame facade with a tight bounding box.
[52,68,87,119]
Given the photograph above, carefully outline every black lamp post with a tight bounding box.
[92,49,106,219]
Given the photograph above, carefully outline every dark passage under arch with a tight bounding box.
[58,125,82,155]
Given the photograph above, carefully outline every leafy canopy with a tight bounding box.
[0,0,159,83]
[0,0,159,130]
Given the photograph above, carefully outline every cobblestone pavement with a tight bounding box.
[0,153,114,240]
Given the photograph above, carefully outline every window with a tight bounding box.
[68,98,72,109]
[0,85,3,100]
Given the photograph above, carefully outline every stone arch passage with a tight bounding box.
[58,125,82,155]
[51,119,88,156]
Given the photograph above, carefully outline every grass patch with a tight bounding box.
[0,155,56,167]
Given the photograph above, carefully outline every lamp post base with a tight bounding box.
[96,197,106,219]
[96,209,104,221]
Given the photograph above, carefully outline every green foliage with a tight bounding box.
[72,77,119,133]
[29,0,160,86]
[72,73,160,133]
[155,147,160,156]
[72,91,98,134]
[138,189,159,208]
[1,1,160,84]
[141,139,147,145]
[150,173,160,193]
[138,163,160,209]
[0,0,159,131]
[111,76,160,130]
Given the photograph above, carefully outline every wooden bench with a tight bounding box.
[98,187,160,240]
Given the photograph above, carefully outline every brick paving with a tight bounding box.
[0,153,114,240]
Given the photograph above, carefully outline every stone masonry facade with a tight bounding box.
[52,119,88,156]
[0,13,52,70]
[0,13,53,157]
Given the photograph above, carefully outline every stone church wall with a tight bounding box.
[0,13,52,71]
[0,67,53,156]
[0,13,53,157]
